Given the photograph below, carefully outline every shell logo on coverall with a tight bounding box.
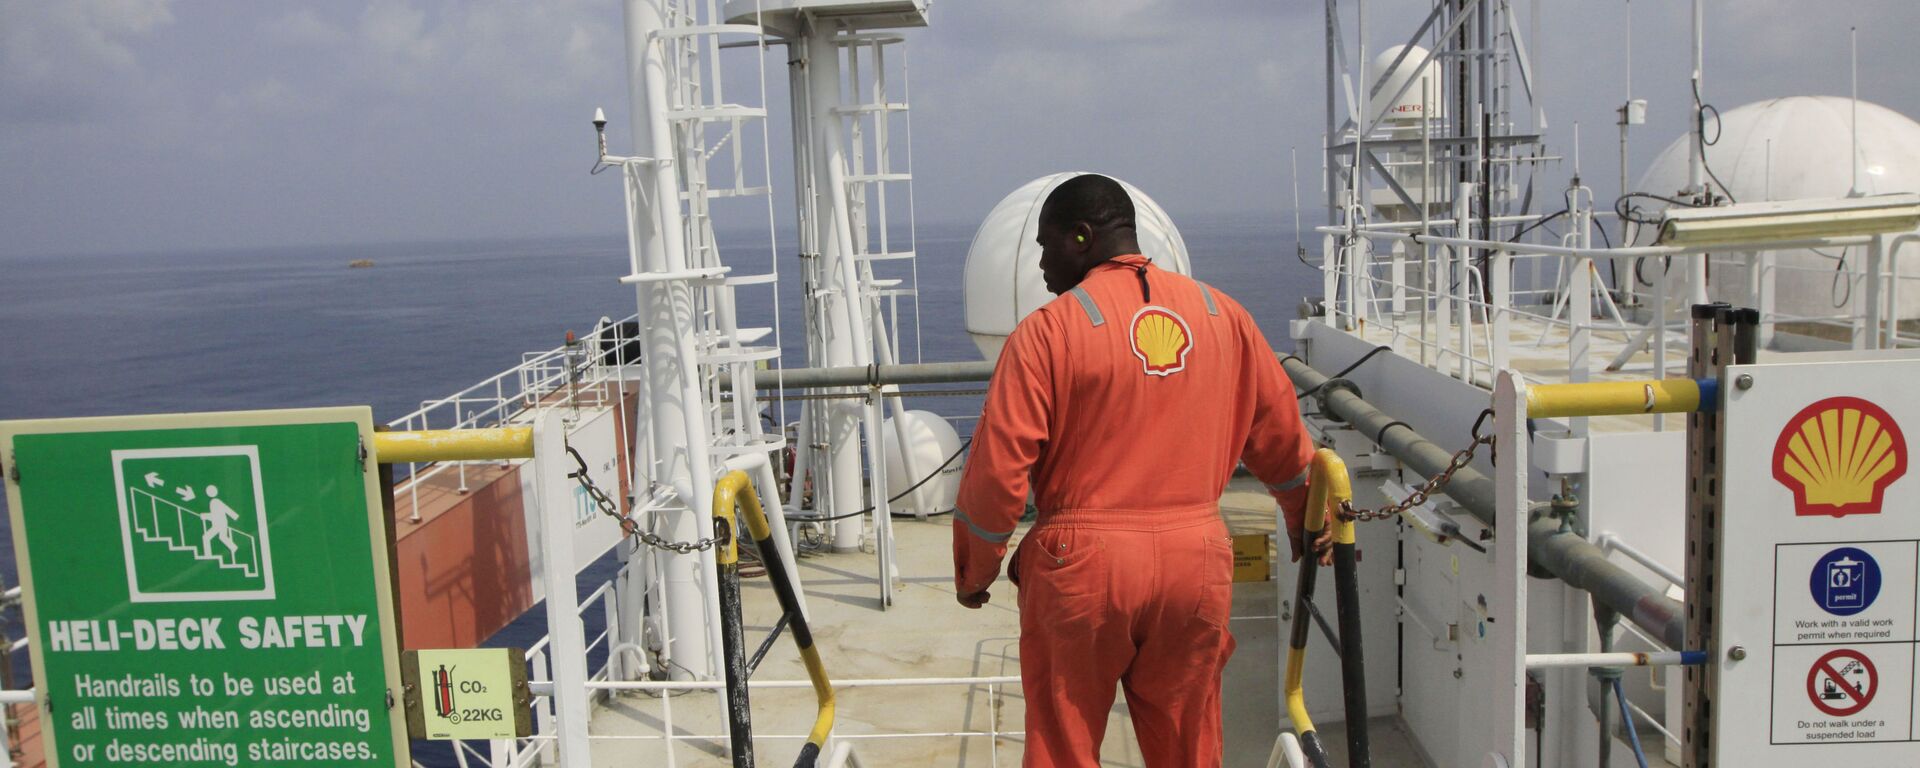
[1129,306,1193,376]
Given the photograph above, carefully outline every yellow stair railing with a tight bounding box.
[713,470,835,768]
[1283,448,1370,768]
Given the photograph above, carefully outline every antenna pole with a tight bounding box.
[1850,26,1861,196]
[1687,0,1704,198]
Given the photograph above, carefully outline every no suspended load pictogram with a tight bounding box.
[1805,648,1877,717]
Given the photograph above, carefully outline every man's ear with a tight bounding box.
[1072,222,1093,247]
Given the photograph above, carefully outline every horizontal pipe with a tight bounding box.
[372,427,534,464]
[1525,379,1710,418]
[1525,650,1707,670]
[1280,356,1688,650]
[1317,224,1871,261]
[725,360,996,391]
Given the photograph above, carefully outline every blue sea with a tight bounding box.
[0,216,1318,763]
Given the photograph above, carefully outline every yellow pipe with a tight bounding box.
[372,427,533,464]
[799,645,837,749]
[1525,379,1701,419]
[1284,647,1314,736]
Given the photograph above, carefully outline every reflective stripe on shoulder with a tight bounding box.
[954,507,1013,543]
[1068,286,1104,326]
[1198,282,1220,316]
[1266,469,1308,493]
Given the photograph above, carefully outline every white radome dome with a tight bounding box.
[962,172,1192,360]
[1635,96,1920,319]
[1364,45,1442,128]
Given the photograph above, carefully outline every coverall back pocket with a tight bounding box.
[1021,527,1105,598]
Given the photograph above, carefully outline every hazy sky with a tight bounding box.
[4,0,1918,256]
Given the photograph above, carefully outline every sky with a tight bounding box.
[3,0,1919,257]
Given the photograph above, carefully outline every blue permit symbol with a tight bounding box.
[1809,547,1880,617]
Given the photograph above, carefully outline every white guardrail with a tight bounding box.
[1314,215,1920,400]
[387,315,642,522]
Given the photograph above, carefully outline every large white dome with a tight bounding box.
[1636,96,1920,320]
[962,172,1192,360]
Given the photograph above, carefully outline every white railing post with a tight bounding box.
[531,649,554,766]
[1864,233,1887,349]
[604,586,623,681]
[531,418,593,764]
[1492,370,1531,766]
[1491,250,1511,372]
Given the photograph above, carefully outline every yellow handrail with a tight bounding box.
[1283,449,1358,768]
[1525,378,1705,418]
[714,470,836,763]
[371,427,534,463]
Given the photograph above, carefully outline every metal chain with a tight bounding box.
[565,445,723,554]
[1337,408,1496,523]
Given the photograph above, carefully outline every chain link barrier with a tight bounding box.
[565,444,724,554]
[1336,408,1496,524]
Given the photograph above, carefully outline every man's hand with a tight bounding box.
[957,588,992,609]
[1287,527,1336,566]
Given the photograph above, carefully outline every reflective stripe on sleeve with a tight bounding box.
[1266,469,1308,494]
[1068,286,1104,327]
[1198,282,1220,316]
[954,507,1014,543]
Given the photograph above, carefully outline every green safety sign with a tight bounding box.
[0,408,408,767]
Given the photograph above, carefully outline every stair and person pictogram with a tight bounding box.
[126,481,263,579]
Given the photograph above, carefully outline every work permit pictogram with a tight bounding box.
[1805,648,1878,717]
[1809,547,1881,616]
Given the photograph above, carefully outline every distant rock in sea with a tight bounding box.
[348,259,375,268]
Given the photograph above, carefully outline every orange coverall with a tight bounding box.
[954,254,1314,767]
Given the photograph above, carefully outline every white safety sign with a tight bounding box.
[1715,358,1920,763]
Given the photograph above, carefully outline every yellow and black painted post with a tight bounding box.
[713,470,836,768]
[1284,448,1370,768]
[713,489,755,766]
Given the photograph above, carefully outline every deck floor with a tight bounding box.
[585,479,1426,767]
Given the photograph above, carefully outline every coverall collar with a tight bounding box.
[1089,253,1151,274]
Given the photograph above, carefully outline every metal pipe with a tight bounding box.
[1318,224,1872,261]
[1280,356,1688,649]
[1524,379,1710,419]
[1525,650,1706,670]
[372,428,533,464]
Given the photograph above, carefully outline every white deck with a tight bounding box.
[585,479,1426,766]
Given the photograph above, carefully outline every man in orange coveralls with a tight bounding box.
[952,173,1318,767]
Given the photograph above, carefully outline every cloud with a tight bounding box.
[0,0,176,122]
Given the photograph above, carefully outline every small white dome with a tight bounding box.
[1364,45,1442,127]
[882,410,963,517]
[962,172,1192,360]
[1635,96,1920,319]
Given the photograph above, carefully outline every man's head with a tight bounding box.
[1036,174,1141,294]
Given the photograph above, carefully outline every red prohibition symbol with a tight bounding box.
[1805,648,1877,717]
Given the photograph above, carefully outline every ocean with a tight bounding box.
[0,215,1320,763]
